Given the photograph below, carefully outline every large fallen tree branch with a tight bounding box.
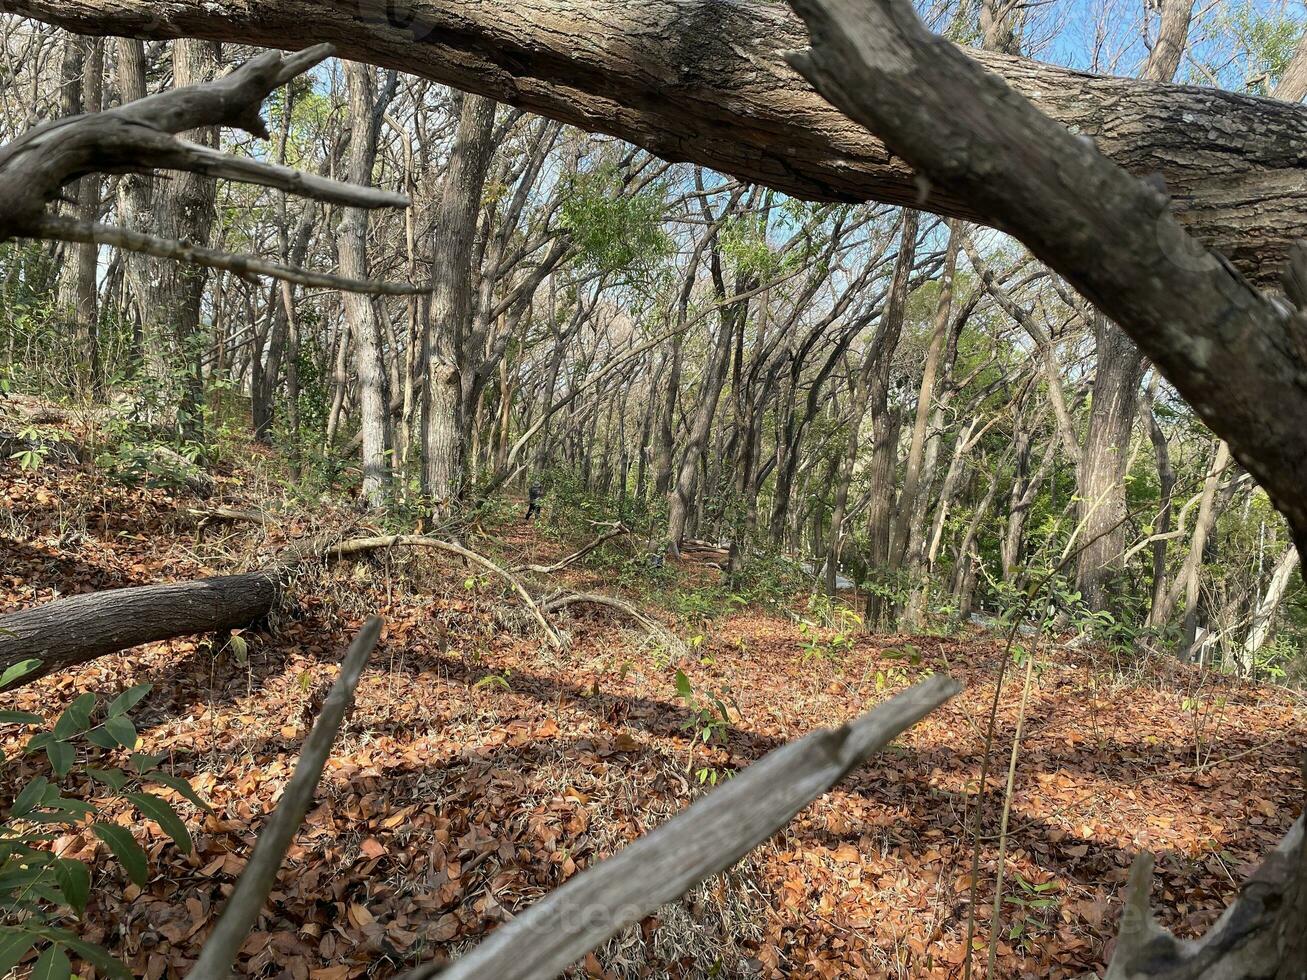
[190,617,383,980]
[13,0,1307,283]
[403,672,960,979]
[0,42,420,295]
[0,572,280,690]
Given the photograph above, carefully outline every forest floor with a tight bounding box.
[1,423,1304,979]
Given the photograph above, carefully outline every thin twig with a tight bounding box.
[33,216,428,296]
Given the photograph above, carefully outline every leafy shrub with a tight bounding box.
[1,664,204,977]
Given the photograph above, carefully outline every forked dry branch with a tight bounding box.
[0,42,424,295]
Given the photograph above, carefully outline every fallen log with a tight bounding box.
[0,531,566,691]
[0,572,280,690]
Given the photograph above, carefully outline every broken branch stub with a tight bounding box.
[1107,817,1305,979]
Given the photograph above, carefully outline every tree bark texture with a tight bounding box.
[14,0,1307,284]
[340,61,394,508]
[422,91,497,508]
[0,572,280,690]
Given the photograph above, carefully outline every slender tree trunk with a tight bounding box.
[114,38,153,366]
[1141,379,1177,619]
[1240,545,1300,674]
[340,63,396,508]
[58,36,104,391]
[896,219,959,624]
[861,211,920,622]
[146,39,219,441]
[667,307,736,550]
[862,405,903,625]
[1150,439,1230,646]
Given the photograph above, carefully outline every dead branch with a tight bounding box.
[184,505,270,525]
[189,618,383,980]
[402,673,960,980]
[321,535,564,650]
[0,44,418,296]
[515,522,632,574]
[1106,816,1305,979]
[542,589,688,660]
[33,215,429,296]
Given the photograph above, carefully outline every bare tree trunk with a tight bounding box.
[1157,440,1231,655]
[1142,0,1194,84]
[860,211,919,620]
[1141,378,1177,618]
[57,36,104,390]
[863,406,903,626]
[1240,545,1300,674]
[339,63,396,508]
[1075,314,1147,613]
[895,219,958,624]
[423,92,497,510]
[667,307,736,550]
[113,37,153,362]
[146,39,219,442]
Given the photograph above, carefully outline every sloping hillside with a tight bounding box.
[1,435,1302,979]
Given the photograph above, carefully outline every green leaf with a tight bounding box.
[84,727,120,750]
[125,793,192,853]
[10,777,48,817]
[31,929,130,980]
[45,740,74,777]
[106,684,150,718]
[149,773,211,812]
[86,767,128,792]
[43,797,95,818]
[91,824,148,887]
[53,859,90,916]
[0,927,36,975]
[674,669,693,700]
[0,710,43,726]
[52,694,96,741]
[31,942,71,980]
[128,752,166,774]
[0,659,41,688]
[102,716,137,750]
[24,731,54,752]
